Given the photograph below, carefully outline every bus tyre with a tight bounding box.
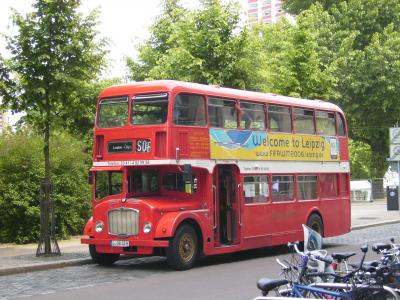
[307,214,324,236]
[89,244,120,266]
[166,224,198,270]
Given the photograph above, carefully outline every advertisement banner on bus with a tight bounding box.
[209,129,339,161]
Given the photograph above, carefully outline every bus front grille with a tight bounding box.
[108,208,139,237]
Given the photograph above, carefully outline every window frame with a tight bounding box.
[97,96,129,128]
[131,93,169,125]
[173,93,207,127]
[239,101,266,131]
[95,171,123,201]
[316,110,336,136]
[267,105,292,133]
[208,97,238,129]
[293,107,315,135]
[243,174,270,205]
[271,174,295,202]
[319,173,339,199]
[337,112,347,137]
[297,174,318,201]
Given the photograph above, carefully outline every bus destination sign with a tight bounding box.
[108,141,133,153]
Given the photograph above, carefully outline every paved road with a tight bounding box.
[1,223,400,300]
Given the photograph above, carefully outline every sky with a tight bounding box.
[0,0,247,78]
[0,0,247,125]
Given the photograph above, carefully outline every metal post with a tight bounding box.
[398,161,400,212]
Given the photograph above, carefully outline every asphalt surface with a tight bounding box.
[0,200,398,276]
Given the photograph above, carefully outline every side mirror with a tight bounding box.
[88,171,93,185]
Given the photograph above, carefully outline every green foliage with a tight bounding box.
[256,0,400,176]
[127,0,251,89]
[2,0,107,128]
[281,0,342,15]
[348,139,372,179]
[0,130,91,243]
[248,17,337,100]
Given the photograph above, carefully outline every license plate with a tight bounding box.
[110,240,129,247]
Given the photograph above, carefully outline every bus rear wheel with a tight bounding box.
[307,213,324,236]
[166,224,198,270]
[89,244,120,266]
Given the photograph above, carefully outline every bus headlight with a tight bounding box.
[95,221,104,233]
[143,222,152,234]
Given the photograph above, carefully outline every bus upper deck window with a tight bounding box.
[97,97,128,128]
[131,93,168,125]
[208,97,237,129]
[293,108,315,134]
[173,94,206,126]
[268,105,292,133]
[240,102,266,130]
[337,113,346,136]
[316,111,336,136]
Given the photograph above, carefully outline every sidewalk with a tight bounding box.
[0,200,399,276]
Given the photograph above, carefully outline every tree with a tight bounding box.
[0,130,91,244]
[247,18,337,100]
[348,139,372,179]
[0,0,107,252]
[281,0,341,15]
[267,0,400,177]
[126,0,252,89]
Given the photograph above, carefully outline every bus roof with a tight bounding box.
[98,80,343,113]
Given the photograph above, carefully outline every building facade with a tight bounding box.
[247,0,284,24]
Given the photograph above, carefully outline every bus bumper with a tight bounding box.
[81,237,169,255]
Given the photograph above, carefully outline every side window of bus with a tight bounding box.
[272,175,294,202]
[268,105,292,133]
[95,171,123,201]
[240,102,266,130]
[208,97,238,128]
[173,94,206,126]
[294,108,315,134]
[316,111,336,136]
[337,113,346,136]
[243,175,269,204]
[319,174,338,198]
[297,175,318,200]
[339,173,349,196]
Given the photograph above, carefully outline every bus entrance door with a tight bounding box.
[214,165,240,246]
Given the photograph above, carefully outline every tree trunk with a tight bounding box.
[370,142,387,178]
[43,104,51,254]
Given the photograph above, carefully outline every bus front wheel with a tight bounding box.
[89,244,120,266]
[166,224,198,270]
[306,213,324,236]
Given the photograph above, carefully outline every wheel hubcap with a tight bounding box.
[179,233,195,263]
[311,222,321,234]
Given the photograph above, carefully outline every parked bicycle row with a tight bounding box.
[254,225,400,299]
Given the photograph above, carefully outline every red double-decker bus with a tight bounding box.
[81,80,350,270]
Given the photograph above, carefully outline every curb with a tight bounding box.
[351,219,400,231]
[0,257,93,277]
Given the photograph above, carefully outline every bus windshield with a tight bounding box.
[131,93,168,125]
[97,97,128,128]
